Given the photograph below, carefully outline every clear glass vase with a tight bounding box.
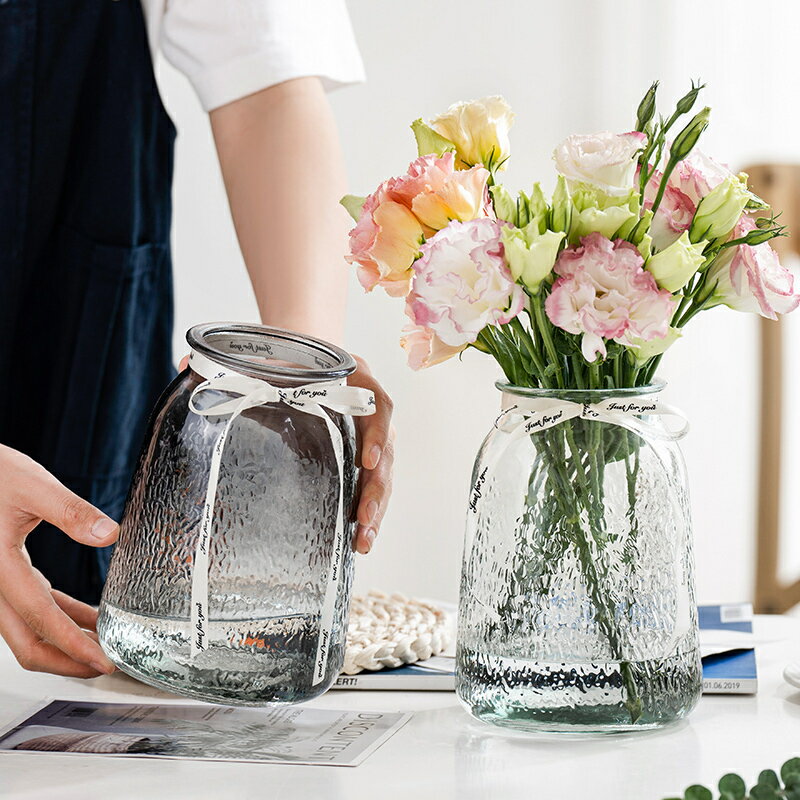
[455,382,702,734]
[98,323,360,706]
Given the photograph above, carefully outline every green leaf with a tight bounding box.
[782,759,800,784]
[684,786,712,800]
[750,785,779,800]
[410,118,455,158]
[718,774,746,799]
[757,770,780,789]
[786,772,800,789]
[340,194,366,222]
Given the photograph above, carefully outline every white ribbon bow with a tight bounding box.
[467,391,689,518]
[186,350,375,685]
[496,393,689,443]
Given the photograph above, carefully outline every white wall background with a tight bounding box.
[156,0,800,607]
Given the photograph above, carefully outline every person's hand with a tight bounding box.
[0,445,118,677]
[348,356,395,554]
[178,352,394,554]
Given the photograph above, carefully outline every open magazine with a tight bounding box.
[0,701,411,767]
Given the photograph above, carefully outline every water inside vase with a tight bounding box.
[456,643,702,733]
[98,602,342,705]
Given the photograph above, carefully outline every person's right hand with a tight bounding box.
[0,444,118,677]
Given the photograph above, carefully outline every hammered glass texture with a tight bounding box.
[456,394,702,734]
[98,369,358,705]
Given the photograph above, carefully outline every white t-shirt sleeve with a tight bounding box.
[154,0,365,111]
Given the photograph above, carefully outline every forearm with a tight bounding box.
[210,78,350,343]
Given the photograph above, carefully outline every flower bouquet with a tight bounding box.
[342,84,798,733]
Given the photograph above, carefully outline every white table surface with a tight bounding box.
[1,615,799,800]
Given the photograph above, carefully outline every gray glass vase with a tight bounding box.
[456,382,702,734]
[98,323,360,705]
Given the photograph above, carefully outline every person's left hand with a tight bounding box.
[178,353,394,554]
[347,355,395,554]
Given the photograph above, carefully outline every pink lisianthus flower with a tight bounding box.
[642,149,741,251]
[641,167,696,251]
[673,149,734,205]
[406,218,524,348]
[707,217,800,320]
[346,153,492,297]
[545,233,676,362]
[399,324,466,370]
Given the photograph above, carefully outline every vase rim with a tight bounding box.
[186,322,357,383]
[496,378,666,399]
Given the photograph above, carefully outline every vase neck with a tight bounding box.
[497,380,666,406]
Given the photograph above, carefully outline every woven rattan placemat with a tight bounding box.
[343,591,451,675]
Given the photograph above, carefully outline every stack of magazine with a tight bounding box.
[333,602,757,695]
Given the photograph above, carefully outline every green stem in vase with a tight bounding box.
[539,422,643,723]
[531,292,564,388]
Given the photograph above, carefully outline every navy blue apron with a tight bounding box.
[0,0,176,603]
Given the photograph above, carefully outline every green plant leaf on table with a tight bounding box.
[685,786,713,800]
[662,758,800,800]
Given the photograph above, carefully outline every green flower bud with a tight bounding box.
[549,175,573,235]
[626,210,654,246]
[670,107,710,164]
[489,184,518,225]
[637,232,653,262]
[614,214,639,241]
[529,183,549,233]
[690,175,750,243]
[728,226,784,248]
[645,231,706,292]
[635,81,659,132]
[517,190,531,228]
[674,81,704,117]
[501,224,564,294]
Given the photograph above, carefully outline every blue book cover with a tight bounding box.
[333,603,757,695]
[698,603,757,694]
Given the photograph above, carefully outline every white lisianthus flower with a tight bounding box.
[430,96,514,170]
[553,131,646,197]
[645,232,706,293]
